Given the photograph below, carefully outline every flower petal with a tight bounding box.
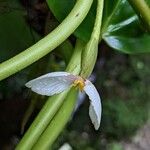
[25,72,77,96]
[84,80,102,130]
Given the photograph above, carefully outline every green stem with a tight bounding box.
[0,0,93,81]
[127,0,150,31]
[66,40,85,74]
[80,0,104,78]
[16,39,84,150]
[32,88,78,150]
[39,3,104,150]
[16,91,70,150]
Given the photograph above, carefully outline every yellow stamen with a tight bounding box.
[73,77,85,91]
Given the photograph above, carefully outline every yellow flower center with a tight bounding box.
[73,77,85,91]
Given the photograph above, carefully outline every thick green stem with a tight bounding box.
[32,88,78,150]
[0,0,93,81]
[16,91,70,150]
[32,4,105,146]
[127,0,150,31]
[66,40,85,74]
[80,0,104,78]
[16,39,84,150]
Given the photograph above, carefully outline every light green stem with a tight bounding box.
[0,0,93,81]
[32,88,78,150]
[31,1,105,147]
[16,91,70,150]
[127,0,150,31]
[16,39,84,150]
[66,40,85,74]
[80,0,104,78]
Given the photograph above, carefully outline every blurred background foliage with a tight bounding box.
[0,0,150,149]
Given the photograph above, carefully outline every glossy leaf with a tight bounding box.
[47,0,150,53]
[102,0,150,53]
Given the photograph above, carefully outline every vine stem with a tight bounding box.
[31,40,84,149]
[80,0,104,78]
[32,0,105,148]
[16,39,84,150]
[0,0,93,81]
[127,0,150,31]
[32,88,78,150]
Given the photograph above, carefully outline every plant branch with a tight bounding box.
[16,39,85,150]
[32,88,78,150]
[80,0,104,78]
[127,0,150,31]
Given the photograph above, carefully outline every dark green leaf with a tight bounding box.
[47,0,150,53]
[102,0,150,53]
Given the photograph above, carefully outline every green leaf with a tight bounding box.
[0,0,40,62]
[102,0,150,53]
[46,0,96,42]
[47,0,150,53]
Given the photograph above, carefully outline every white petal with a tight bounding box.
[25,72,77,96]
[84,80,102,130]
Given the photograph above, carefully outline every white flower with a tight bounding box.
[25,72,102,130]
